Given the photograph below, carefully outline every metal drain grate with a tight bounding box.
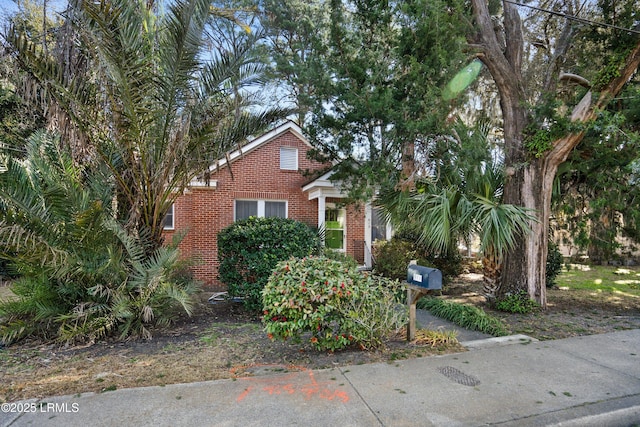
[437,366,481,387]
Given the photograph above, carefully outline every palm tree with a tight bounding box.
[0,0,289,343]
[6,0,288,250]
[378,121,535,303]
[0,132,198,344]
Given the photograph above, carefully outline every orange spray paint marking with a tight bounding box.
[232,364,350,403]
[236,386,253,402]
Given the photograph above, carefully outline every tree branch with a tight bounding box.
[548,39,640,165]
[503,1,523,80]
[559,72,591,88]
[542,19,575,94]
[470,1,527,99]
[595,40,640,110]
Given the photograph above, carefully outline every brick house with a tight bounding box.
[163,121,391,289]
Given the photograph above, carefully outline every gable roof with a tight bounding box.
[210,120,311,172]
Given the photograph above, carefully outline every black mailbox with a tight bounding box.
[407,264,442,290]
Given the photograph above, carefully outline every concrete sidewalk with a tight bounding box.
[2,327,639,426]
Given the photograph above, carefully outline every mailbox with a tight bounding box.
[407,264,442,290]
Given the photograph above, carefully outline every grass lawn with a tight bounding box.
[439,264,640,341]
[556,264,640,297]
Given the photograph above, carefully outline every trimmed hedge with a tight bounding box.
[217,217,321,311]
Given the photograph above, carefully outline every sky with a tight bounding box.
[0,0,67,22]
[0,0,18,22]
[0,0,18,15]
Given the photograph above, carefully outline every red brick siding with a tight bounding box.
[346,203,366,263]
[163,129,362,289]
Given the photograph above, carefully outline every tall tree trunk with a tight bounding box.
[48,0,93,164]
[397,139,416,191]
[500,151,556,307]
[481,249,501,303]
[471,0,640,308]
[501,58,640,307]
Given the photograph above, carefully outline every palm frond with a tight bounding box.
[0,224,68,267]
[1,0,258,345]
[102,218,146,273]
[473,196,536,258]
[412,188,456,253]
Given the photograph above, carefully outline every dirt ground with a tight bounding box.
[443,273,640,340]
[0,292,461,403]
[1,273,639,403]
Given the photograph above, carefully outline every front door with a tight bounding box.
[325,205,345,251]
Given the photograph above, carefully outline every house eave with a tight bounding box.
[209,121,309,173]
[187,179,218,190]
[302,170,349,200]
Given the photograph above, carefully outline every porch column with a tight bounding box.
[318,195,326,245]
[364,202,372,268]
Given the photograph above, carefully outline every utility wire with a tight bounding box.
[504,0,640,35]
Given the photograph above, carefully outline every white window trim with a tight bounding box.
[280,147,298,170]
[163,204,175,230]
[234,200,288,221]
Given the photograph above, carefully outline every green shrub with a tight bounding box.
[0,133,199,345]
[495,290,539,314]
[262,256,407,351]
[417,297,510,336]
[373,235,462,281]
[217,217,321,312]
[1,236,199,345]
[373,238,424,280]
[546,241,564,288]
[321,248,359,269]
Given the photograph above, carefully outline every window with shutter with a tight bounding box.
[280,147,298,170]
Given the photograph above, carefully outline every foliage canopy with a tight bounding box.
[5,0,288,250]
